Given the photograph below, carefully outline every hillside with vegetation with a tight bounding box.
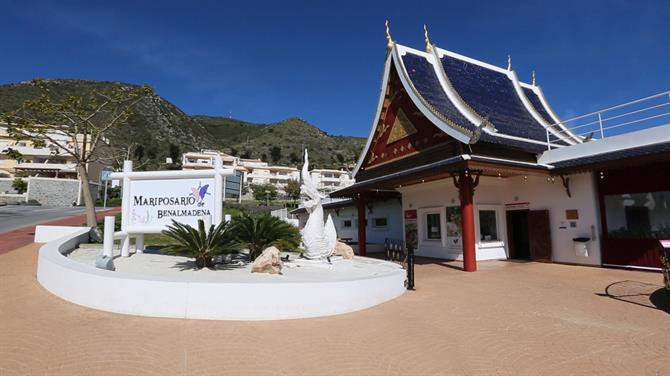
[0,79,365,170]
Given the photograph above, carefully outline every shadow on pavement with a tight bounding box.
[597,280,669,314]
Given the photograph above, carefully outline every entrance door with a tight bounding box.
[506,210,530,259]
[528,210,552,262]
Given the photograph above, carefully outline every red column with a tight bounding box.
[459,170,477,272]
[356,193,367,257]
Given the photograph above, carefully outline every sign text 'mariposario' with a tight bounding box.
[133,195,197,207]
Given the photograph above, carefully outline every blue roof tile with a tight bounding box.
[440,55,549,143]
[401,53,476,133]
[523,87,555,125]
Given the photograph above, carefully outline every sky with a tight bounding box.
[2,0,668,137]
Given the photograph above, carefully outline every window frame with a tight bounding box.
[422,210,443,242]
[475,204,504,248]
[371,217,388,229]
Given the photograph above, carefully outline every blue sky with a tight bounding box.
[2,0,668,137]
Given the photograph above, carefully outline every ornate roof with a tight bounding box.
[353,40,582,177]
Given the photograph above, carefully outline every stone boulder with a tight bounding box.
[251,246,283,274]
[333,241,355,260]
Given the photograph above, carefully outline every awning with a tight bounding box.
[331,155,467,197]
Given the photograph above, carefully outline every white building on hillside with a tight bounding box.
[0,125,103,181]
[181,149,354,196]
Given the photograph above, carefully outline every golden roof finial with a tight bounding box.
[531,70,537,85]
[385,20,394,50]
[507,54,512,71]
[423,24,433,53]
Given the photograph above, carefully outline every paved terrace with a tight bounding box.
[0,245,667,375]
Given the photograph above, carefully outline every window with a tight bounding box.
[425,213,441,240]
[372,217,388,228]
[342,219,353,228]
[478,210,499,242]
[605,191,670,239]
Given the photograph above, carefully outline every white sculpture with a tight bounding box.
[300,149,337,259]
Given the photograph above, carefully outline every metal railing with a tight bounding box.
[545,91,670,150]
[385,238,415,290]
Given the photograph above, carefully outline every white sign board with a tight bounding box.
[660,240,670,249]
[129,178,216,229]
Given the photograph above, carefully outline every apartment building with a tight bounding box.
[182,150,354,195]
[0,125,102,181]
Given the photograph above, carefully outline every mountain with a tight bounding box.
[0,79,365,170]
[195,116,365,168]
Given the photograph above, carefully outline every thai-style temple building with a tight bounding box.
[332,24,670,272]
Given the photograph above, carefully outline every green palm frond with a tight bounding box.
[231,213,301,260]
[161,219,240,268]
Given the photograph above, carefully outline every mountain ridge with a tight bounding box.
[0,79,365,170]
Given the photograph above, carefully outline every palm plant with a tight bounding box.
[162,219,239,269]
[232,213,301,260]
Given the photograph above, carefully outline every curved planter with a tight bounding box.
[37,229,407,320]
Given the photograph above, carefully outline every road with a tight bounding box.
[0,206,87,234]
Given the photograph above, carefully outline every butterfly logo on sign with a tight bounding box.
[190,182,211,207]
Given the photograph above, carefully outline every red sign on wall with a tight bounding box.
[404,209,417,224]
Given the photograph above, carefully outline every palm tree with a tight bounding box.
[232,213,301,261]
[162,219,239,269]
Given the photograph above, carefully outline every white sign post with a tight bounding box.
[105,156,233,257]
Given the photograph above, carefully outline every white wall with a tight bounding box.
[511,173,601,266]
[399,172,601,265]
[296,198,403,247]
[37,227,407,320]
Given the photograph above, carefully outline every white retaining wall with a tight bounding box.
[36,226,407,321]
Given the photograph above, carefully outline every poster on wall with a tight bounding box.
[445,206,463,252]
[404,210,418,250]
[129,178,216,229]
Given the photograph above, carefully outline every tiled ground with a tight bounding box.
[0,244,667,375]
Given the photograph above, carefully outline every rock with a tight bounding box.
[95,254,115,271]
[251,246,283,274]
[333,241,355,260]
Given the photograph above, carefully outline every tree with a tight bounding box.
[251,183,277,203]
[168,143,180,163]
[289,151,301,165]
[2,78,152,234]
[2,147,24,162]
[231,213,300,260]
[284,179,301,201]
[97,142,150,171]
[162,219,239,269]
[12,178,27,194]
[270,146,282,163]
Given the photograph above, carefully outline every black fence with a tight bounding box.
[385,238,415,290]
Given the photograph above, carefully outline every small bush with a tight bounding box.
[162,219,240,269]
[12,178,27,194]
[231,213,301,260]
